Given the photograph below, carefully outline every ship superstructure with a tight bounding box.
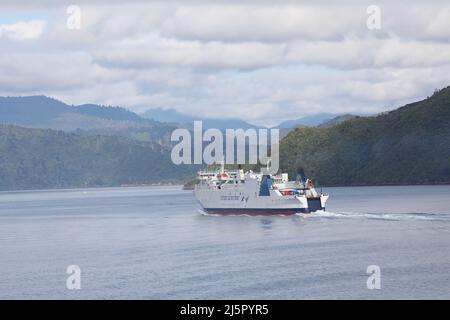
[194,162,329,215]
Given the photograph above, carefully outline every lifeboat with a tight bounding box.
[218,172,230,180]
[280,189,297,196]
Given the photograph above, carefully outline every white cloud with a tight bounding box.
[0,1,449,125]
[160,5,363,42]
[0,20,45,40]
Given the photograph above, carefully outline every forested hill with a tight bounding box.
[0,125,197,191]
[1,87,450,191]
[280,87,450,186]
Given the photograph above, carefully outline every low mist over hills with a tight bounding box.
[280,87,450,186]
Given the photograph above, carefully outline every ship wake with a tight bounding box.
[299,210,450,222]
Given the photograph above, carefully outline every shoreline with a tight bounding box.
[0,184,185,194]
[1,182,450,193]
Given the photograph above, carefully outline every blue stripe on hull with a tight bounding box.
[203,207,324,216]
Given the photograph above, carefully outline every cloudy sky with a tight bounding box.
[1,0,449,126]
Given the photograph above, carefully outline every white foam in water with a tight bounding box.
[200,209,449,221]
[300,210,450,221]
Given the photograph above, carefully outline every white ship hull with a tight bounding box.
[195,170,329,215]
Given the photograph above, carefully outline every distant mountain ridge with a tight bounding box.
[141,107,358,130]
[0,96,144,125]
[0,95,180,146]
[141,107,263,129]
[141,107,194,124]
[0,95,354,132]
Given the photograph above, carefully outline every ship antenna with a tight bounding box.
[218,160,225,173]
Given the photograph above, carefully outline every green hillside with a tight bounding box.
[0,125,198,191]
[280,87,450,186]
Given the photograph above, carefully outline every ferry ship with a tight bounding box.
[194,162,329,215]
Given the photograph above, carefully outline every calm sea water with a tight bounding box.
[0,185,449,299]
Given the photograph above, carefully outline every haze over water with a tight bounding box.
[0,185,449,299]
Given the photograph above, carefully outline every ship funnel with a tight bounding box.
[216,160,225,173]
[296,167,307,185]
